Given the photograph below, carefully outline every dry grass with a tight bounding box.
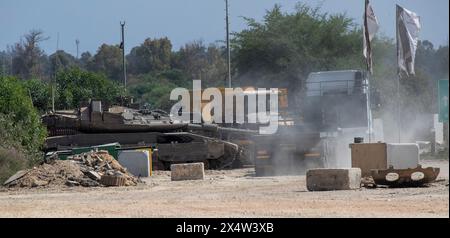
[0,146,29,184]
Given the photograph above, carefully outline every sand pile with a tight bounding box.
[4,150,140,188]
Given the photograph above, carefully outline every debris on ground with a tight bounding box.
[3,150,141,188]
[361,176,377,189]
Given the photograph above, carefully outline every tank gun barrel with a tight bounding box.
[187,124,258,135]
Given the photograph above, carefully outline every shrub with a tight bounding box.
[0,146,29,184]
[0,76,47,152]
[0,76,46,184]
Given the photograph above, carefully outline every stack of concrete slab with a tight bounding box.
[171,163,204,181]
[306,168,361,191]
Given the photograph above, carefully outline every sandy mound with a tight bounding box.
[4,150,140,188]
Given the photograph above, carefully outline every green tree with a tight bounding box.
[203,45,228,87]
[0,77,45,183]
[127,37,172,75]
[11,30,49,80]
[435,45,449,79]
[0,51,12,76]
[232,4,363,89]
[172,41,208,78]
[55,68,123,109]
[172,41,227,87]
[0,76,47,152]
[128,71,187,110]
[371,38,449,115]
[79,51,92,69]
[88,44,123,82]
[49,50,77,74]
[21,79,51,112]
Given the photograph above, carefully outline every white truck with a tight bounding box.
[253,70,377,175]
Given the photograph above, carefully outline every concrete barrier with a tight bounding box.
[306,168,361,191]
[171,163,205,181]
[118,150,152,177]
[386,143,419,169]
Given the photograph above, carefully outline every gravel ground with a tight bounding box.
[0,159,448,218]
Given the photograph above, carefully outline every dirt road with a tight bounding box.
[0,159,448,218]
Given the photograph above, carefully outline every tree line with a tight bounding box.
[1,4,447,113]
[0,3,447,132]
[1,33,232,110]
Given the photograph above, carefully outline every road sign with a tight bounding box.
[438,79,449,123]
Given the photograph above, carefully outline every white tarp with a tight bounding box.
[396,5,421,76]
[363,0,379,74]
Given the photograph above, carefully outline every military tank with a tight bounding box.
[42,100,242,170]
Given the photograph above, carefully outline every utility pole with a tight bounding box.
[52,32,60,113]
[75,39,80,59]
[120,21,127,88]
[225,0,231,88]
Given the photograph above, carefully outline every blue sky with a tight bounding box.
[1,0,448,56]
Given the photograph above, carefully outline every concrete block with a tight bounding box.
[350,143,387,177]
[3,170,29,186]
[171,163,204,181]
[386,143,419,169]
[118,150,151,177]
[306,168,361,191]
[100,175,126,186]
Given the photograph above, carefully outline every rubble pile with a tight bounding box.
[4,150,140,188]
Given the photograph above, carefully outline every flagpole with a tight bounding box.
[364,0,378,143]
[364,0,371,143]
[225,0,231,88]
[397,70,401,143]
[396,6,401,143]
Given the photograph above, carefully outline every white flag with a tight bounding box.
[396,5,421,76]
[363,0,379,74]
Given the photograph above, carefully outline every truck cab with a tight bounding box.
[302,70,373,168]
[253,70,374,176]
[303,70,372,133]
